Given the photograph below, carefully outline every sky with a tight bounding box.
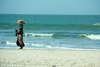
[0,0,100,15]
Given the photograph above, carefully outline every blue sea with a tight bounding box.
[0,14,100,50]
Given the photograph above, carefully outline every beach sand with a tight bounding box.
[0,49,100,67]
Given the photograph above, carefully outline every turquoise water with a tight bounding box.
[0,14,100,50]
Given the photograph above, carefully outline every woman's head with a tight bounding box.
[17,20,25,28]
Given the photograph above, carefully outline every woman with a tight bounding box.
[16,20,25,49]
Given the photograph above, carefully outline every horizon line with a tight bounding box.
[0,13,100,15]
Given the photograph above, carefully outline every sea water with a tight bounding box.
[0,14,100,50]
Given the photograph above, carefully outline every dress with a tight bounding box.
[16,28,25,47]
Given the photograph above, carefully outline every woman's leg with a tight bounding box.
[18,35,24,49]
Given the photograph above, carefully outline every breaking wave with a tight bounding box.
[0,41,16,45]
[24,33,100,40]
[93,23,100,25]
[24,33,73,37]
[24,33,53,37]
[78,34,100,40]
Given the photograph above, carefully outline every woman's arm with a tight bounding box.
[16,29,21,34]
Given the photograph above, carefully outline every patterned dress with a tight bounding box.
[16,28,25,47]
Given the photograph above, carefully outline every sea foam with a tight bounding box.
[31,43,44,46]
[24,33,53,37]
[79,34,100,40]
[93,23,100,25]
[0,41,16,45]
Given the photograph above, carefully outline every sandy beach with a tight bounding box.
[0,49,100,67]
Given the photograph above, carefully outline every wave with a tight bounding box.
[24,33,100,40]
[30,43,68,49]
[24,33,53,37]
[93,23,100,25]
[24,33,72,37]
[30,43,84,50]
[31,43,44,46]
[78,34,100,40]
[0,41,16,45]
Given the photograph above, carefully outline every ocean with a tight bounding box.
[0,14,100,50]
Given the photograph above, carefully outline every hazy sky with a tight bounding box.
[0,0,100,15]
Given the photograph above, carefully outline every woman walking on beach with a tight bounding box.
[16,20,25,49]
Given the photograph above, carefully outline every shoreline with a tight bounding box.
[0,49,100,67]
[0,47,100,51]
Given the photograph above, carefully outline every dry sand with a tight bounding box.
[0,49,100,67]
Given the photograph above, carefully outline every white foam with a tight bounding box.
[31,43,44,46]
[93,23,100,25]
[25,33,53,37]
[46,46,53,48]
[46,45,68,49]
[6,41,16,45]
[80,34,100,40]
[0,41,16,45]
